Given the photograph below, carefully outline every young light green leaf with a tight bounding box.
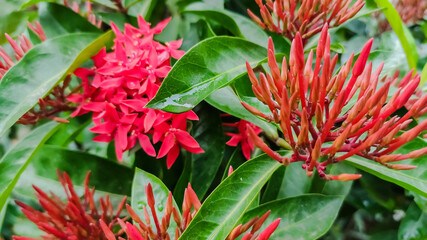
[240,194,344,240]
[179,154,283,240]
[146,36,267,113]
[0,121,60,212]
[0,31,113,136]
[373,0,418,69]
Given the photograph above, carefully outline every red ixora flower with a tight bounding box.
[13,171,127,240]
[243,24,427,181]
[68,16,203,167]
[248,0,364,42]
[101,183,281,240]
[224,118,262,160]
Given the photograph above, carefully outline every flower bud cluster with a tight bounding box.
[243,24,427,180]
[14,171,127,240]
[248,0,364,42]
[68,16,203,166]
[101,183,281,240]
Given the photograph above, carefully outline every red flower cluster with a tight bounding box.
[101,183,280,240]
[14,171,127,240]
[224,119,262,160]
[68,16,203,166]
[248,0,364,42]
[243,24,427,180]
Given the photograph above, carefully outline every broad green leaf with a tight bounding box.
[0,122,60,212]
[421,62,427,85]
[179,154,282,240]
[94,12,138,31]
[127,0,158,19]
[46,115,91,147]
[22,0,117,10]
[131,168,179,237]
[39,2,101,38]
[261,165,285,203]
[373,0,418,69]
[31,145,133,195]
[319,162,356,196]
[278,162,313,198]
[190,103,226,199]
[146,36,267,113]
[240,194,344,240]
[345,136,427,198]
[398,203,427,240]
[345,155,427,198]
[205,86,278,138]
[184,2,269,47]
[0,31,113,136]
[181,19,216,51]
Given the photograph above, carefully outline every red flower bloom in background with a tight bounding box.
[224,119,262,160]
[68,16,203,167]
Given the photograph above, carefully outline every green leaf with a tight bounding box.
[278,162,313,198]
[221,147,245,181]
[127,0,158,19]
[21,0,117,9]
[240,194,344,240]
[46,116,91,147]
[345,155,427,198]
[179,154,282,240]
[39,2,101,37]
[398,203,427,240]
[131,168,179,237]
[0,31,113,136]
[205,86,277,138]
[190,103,226,199]
[31,145,133,195]
[146,36,267,113]
[184,2,269,47]
[94,12,138,31]
[421,62,427,85]
[373,0,418,69]
[0,122,60,212]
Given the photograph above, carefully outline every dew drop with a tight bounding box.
[157,203,164,212]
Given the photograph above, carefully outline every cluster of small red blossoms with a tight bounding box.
[13,171,127,240]
[243,24,427,180]
[101,182,280,240]
[224,118,262,160]
[248,0,364,42]
[68,17,203,166]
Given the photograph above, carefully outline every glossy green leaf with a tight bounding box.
[0,11,37,44]
[179,154,282,240]
[398,203,427,240]
[373,0,418,69]
[46,115,91,147]
[0,31,113,136]
[146,36,267,113]
[345,154,427,198]
[131,168,179,237]
[205,86,278,138]
[421,62,427,85]
[31,145,133,195]
[127,0,158,19]
[39,2,101,38]
[278,162,313,198]
[184,2,268,47]
[21,0,117,9]
[0,122,60,212]
[240,194,344,240]
[190,104,226,199]
[94,12,138,31]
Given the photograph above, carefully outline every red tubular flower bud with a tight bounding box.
[187,183,201,211]
[228,166,234,177]
[258,218,281,240]
[248,125,284,163]
[247,9,266,29]
[329,173,362,181]
[388,164,417,170]
[241,101,273,121]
